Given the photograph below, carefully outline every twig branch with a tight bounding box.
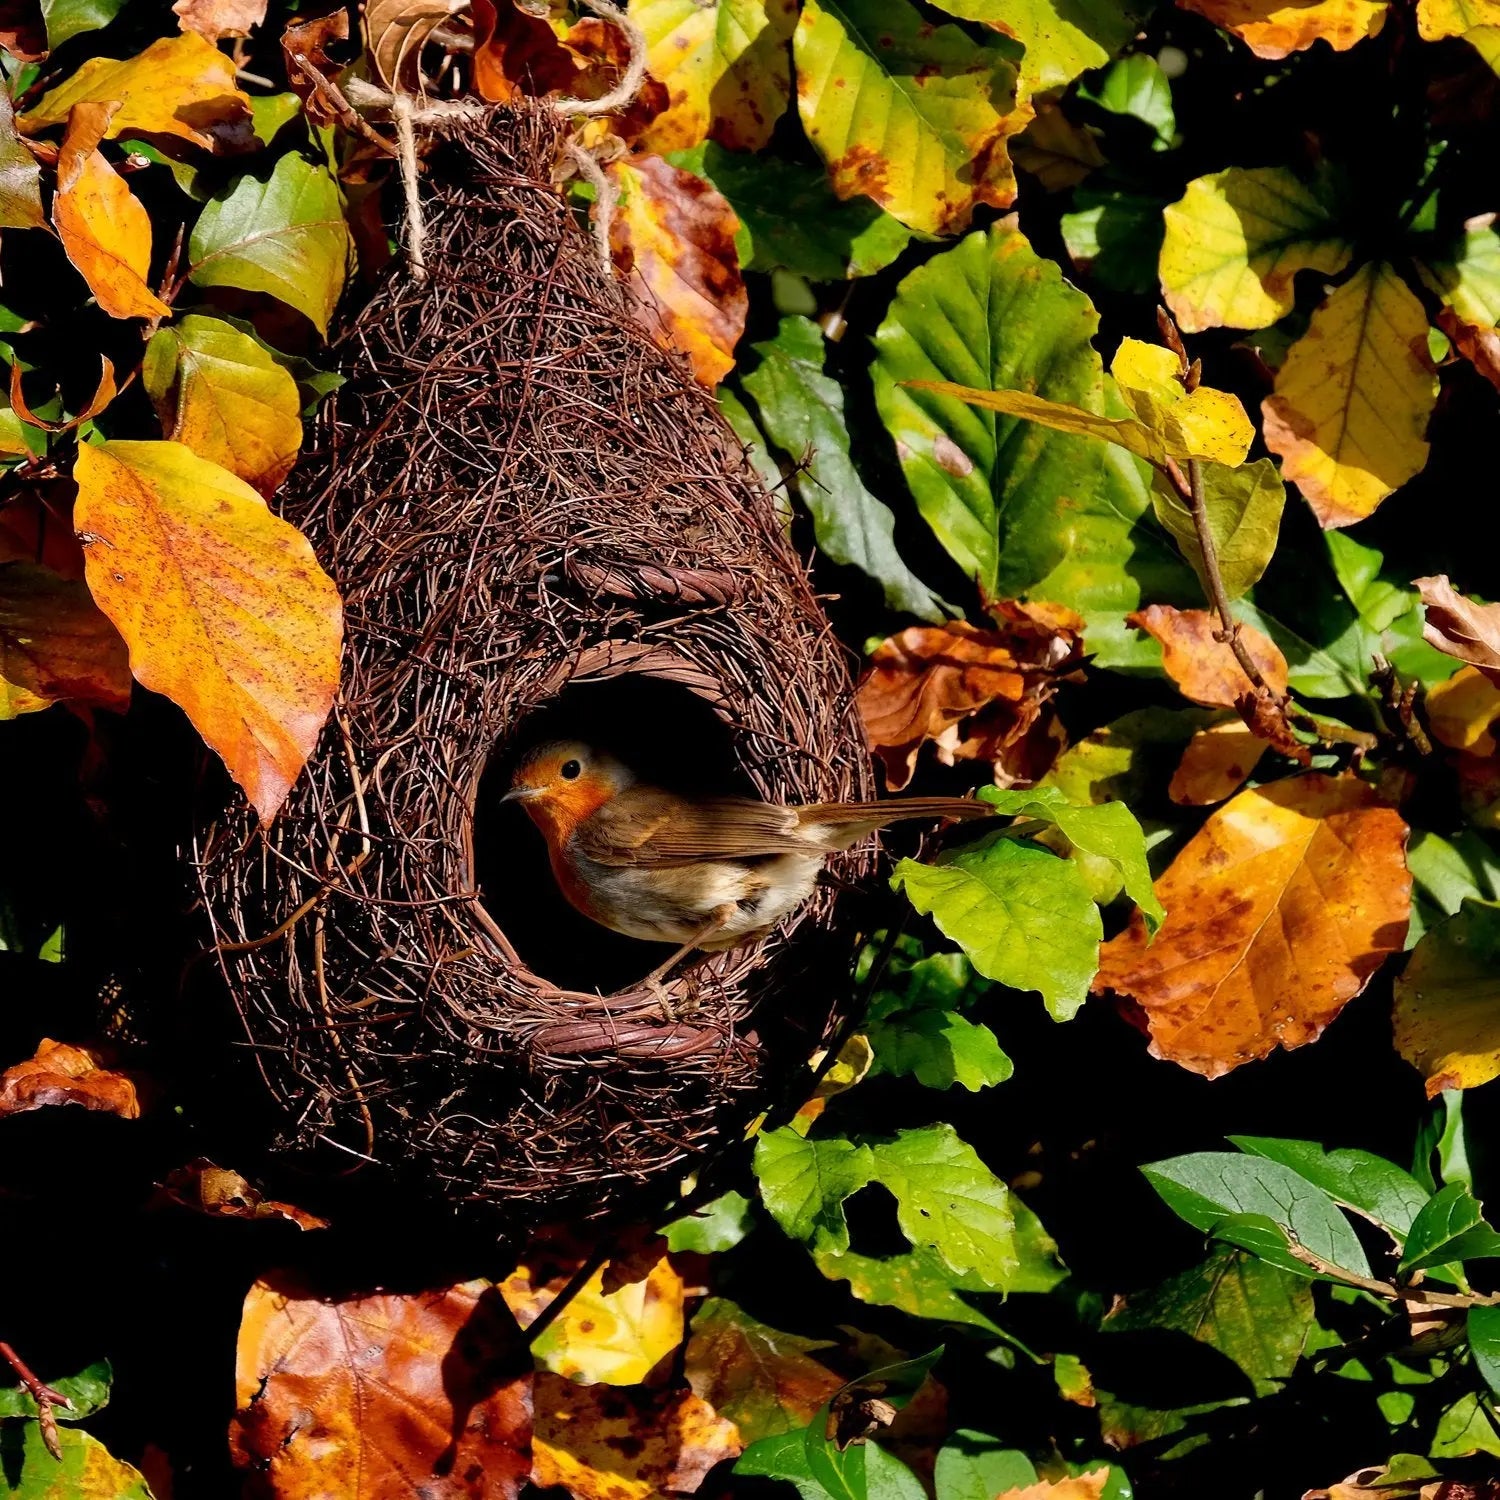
[0,1341,71,1461]
[1280,1241,1500,1309]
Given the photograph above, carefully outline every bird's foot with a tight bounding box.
[646,976,679,1023]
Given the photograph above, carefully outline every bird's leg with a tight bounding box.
[642,905,736,1022]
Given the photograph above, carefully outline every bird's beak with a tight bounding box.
[502,786,539,803]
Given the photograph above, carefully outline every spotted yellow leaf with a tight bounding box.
[1110,338,1254,465]
[1178,0,1388,58]
[1416,0,1500,36]
[1396,899,1500,1096]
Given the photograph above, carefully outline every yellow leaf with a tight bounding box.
[143,314,303,495]
[904,380,1159,461]
[1169,718,1270,805]
[73,440,342,822]
[1110,338,1254,465]
[1426,666,1500,756]
[1177,0,1388,58]
[1395,899,1500,1095]
[1262,262,1437,528]
[1160,166,1352,333]
[629,0,796,152]
[52,103,170,321]
[0,561,130,718]
[1416,0,1500,37]
[500,1244,685,1386]
[608,153,746,387]
[21,32,250,149]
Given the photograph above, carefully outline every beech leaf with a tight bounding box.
[72,440,342,822]
[1415,574,1500,683]
[0,1425,154,1499]
[0,560,130,718]
[0,93,44,231]
[1169,719,1270,806]
[0,1038,141,1119]
[1129,604,1290,708]
[1150,458,1287,602]
[1176,0,1388,59]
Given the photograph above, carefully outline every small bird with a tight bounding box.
[503,739,993,987]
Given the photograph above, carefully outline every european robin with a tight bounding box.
[503,739,993,984]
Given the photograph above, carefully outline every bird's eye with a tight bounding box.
[560,759,582,781]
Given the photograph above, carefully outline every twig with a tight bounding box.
[0,1341,71,1461]
[521,1241,613,1349]
[293,54,400,157]
[1281,1242,1500,1309]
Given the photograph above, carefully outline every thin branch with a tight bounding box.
[0,1341,71,1461]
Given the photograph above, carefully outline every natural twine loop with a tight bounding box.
[344,0,647,280]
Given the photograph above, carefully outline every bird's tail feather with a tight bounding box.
[800,796,994,850]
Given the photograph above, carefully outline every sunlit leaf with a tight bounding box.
[867,1008,1013,1091]
[1111,337,1254,463]
[0,1424,154,1500]
[0,94,43,231]
[188,154,352,335]
[1416,218,1500,329]
[1414,574,1500,682]
[1097,773,1410,1077]
[754,1128,874,1255]
[1416,0,1500,38]
[1159,166,1352,333]
[1177,0,1388,58]
[1169,718,1269,805]
[1262,262,1437,528]
[1399,1182,1500,1273]
[0,1037,141,1119]
[794,0,1024,236]
[0,560,129,718]
[1078,52,1175,148]
[172,0,270,39]
[38,0,127,48]
[1150,458,1286,603]
[1395,899,1500,1096]
[73,440,342,822]
[1129,604,1289,708]
[155,1159,329,1229]
[0,1360,111,1422]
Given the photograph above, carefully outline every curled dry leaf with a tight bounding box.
[366,0,465,92]
[1128,605,1289,708]
[10,354,116,433]
[155,1159,329,1229]
[1425,665,1500,756]
[0,560,130,718]
[1438,306,1500,392]
[0,1038,142,1119]
[532,1372,741,1500]
[1176,0,1388,59]
[173,0,270,40]
[231,1275,532,1498]
[52,102,171,321]
[1096,773,1410,1077]
[608,153,747,388]
[1415,575,1500,683]
[282,7,353,125]
[1169,718,1271,805]
[470,0,580,103]
[858,606,1084,791]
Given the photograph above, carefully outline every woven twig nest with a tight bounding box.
[192,106,874,1221]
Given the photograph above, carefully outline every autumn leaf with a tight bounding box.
[231,1276,532,1498]
[366,0,463,91]
[0,1425,155,1499]
[1128,605,1289,708]
[21,32,251,149]
[998,1473,1110,1500]
[0,92,44,231]
[52,102,171,321]
[794,0,1025,236]
[1177,0,1389,58]
[608,153,746,387]
[532,1373,740,1500]
[72,440,342,822]
[1010,102,1106,192]
[471,0,580,102]
[1096,773,1410,1077]
[1416,0,1500,37]
[154,1159,329,1229]
[1425,666,1500,755]
[1170,718,1270,805]
[0,1037,142,1119]
[143,314,303,495]
[1159,167,1352,333]
[1150,457,1286,602]
[1415,575,1500,683]
[0,560,129,718]
[282,7,353,124]
[857,610,1083,790]
[629,0,795,152]
[173,0,270,40]
[1262,263,1437,528]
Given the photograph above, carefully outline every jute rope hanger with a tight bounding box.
[340,0,648,280]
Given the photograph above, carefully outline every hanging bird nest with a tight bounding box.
[191,104,875,1223]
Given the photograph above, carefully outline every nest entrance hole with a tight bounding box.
[473,673,756,993]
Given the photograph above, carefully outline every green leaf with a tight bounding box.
[39,0,126,47]
[1408,830,1500,920]
[1142,1151,1372,1279]
[794,0,1022,236]
[718,384,786,502]
[1416,220,1500,329]
[815,1244,1003,1332]
[0,1360,111,1421]
[1469,1305,1500,1398]
[1078,53,1175,148]
[673,143,911,281]
[188,154,352,335]
[1324,530,1415,632]
[1430,1392,1500,1460]
[933,1433,1036,1500]
[1150,458,1286,602]
[754,1128,874,1254]
[662,1190,756,1253]
[977,784,1164,931]
[743,316,947,620]
[0,1423,154,1499]
[872,223,1191,657]
[867,1008,1012,1091]
[0,94,44,232]
[250,93,305,149]
[1061,187,1166,297]
[893,836,1102,1020]
[1228,1137,1430,1243]
[867,1124,1016,1284]
[1400,1183,1500,1274]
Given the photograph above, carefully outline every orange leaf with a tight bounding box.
[471,0,581,102]
[173,0,270,40]
[11,354,116,433]
[1000,1473,1111,1500]
[608,153,747,388]
[231,1276,532,1497]
[1438,306,1500,393]
[1169,718,1271,805]
[1425,665,1500,756]
[0,1038,142,1119]
[857,609,1083,791]
[52,103,171,321]
[73,440,342,822]
[1415,575,1500,684]
[532,1372,740,1500]
[1176,0,1388,59]
[282,8,352,126]
[0,560,130,717]
[155,1158,329,1229]
[1129,604,1289,708]
[1096,773,1410,1077]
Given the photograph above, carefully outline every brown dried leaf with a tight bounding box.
[11,353,116,432]
[858,609,1084,791]
[532,1373,740,1500]
[1011,102,1105,192]
[0,1037,142,1118]
[1416,574,1500,683]
[366,0,461,92]
[282,7,351,126]
[0,559,130,717]
[1169,717,1271,805]
[1130,604,1289,708]
[155,1159,329,1229]
[231,1275,531,1498]
[1096,773,1410,1077]
[173,0,269,40]
[471,0,580,102]
[0,4,47,61]
[1439,306,1500,392]
[608,152,747,388]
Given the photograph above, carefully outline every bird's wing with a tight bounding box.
[572,792,813,868]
